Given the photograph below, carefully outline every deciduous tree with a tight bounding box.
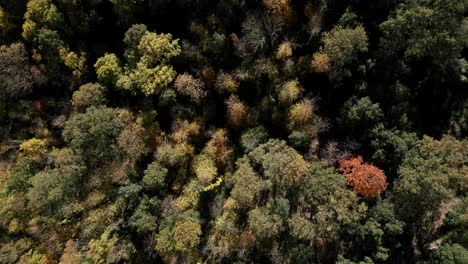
[339,156,387,197]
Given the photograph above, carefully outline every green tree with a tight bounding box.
[22,0,64,42]
[86,227,135,264]
[248,139,310,189]
[22,0,66,81]
[155,211,202,263]
[142,161,168,192]
[430,243,468,264]
[230,157,269,208]
[95,27,181,96]
[240,126,268,153]
[338,96,384,139]
[380,0,467,69]
[129,196,160,234]
[71,83,107,112]
[392,135,467,249]
[27,155,85,214]
[248,206,284,242]
[315,24,368,81]
[94,53,122,85]
[62,106,125,164]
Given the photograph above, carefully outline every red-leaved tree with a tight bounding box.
[339,156,387,197]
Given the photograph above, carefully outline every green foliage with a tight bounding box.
[430,243,468,264]
[62,106,125,163]
[27,155,85,213]
[123,24,147,50]
[7,158,43,192]
[230,157,269,208]
[318,24,368,81]
[393,136,467,229]
[138,32,181,65]
[94,53,122,85]
[22,0,64,42]
[288,131,310,150]
[155,211,202,263]
[248,207,284,241]
[142,161,167,191]
[72,83,107,112]
[118,62,177,96]
[240,126,268,153]
[339,96,384,138]
[380,0,467,69]
[86,227,135,264]
[95,27,181,96]
[248,139,310,188]
[193,155,217,185]
[369,124,418,172]
[0,1,467,263]
[129,196,160,233]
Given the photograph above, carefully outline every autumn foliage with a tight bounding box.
[339,156,387,197]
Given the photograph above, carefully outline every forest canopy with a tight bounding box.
[0,0,467,263]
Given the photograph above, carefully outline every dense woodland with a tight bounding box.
[0,0,467,263]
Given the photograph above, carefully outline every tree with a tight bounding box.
[118,119,149,164]
[71,83,107,112]
[248,207,284,242]
[94,53,122,85]
[430,243,468,264]
[19,138,46,158]
[299,163,365,250]
[369,124,418,175]
[311,52,331,73]
[62,106,125,163]
[0,6,9,34]
[215,71,239,94]
[59,240,82,264]
[392,135,467,256]
[278,80,302,104]
[7,158,44,192]
[393,136,467,224]
[339,156,387,198]
[129,196,160,234]
[142,161,168,191]
[338,96,384,139]
[380,0,467,69]
[288,99,314,129]
[155,211,202,263]
[173,216,202,253]
[225,95,248,128]
[248,139,310,189]
[123,24,148,50]
[203,129,233,169]
[59,48,87,80]
[230,157,269,208]
[174,73,206,102]
[193,155,217,185]
[27,158,85,213]
[263,0,293,20]
[240,126,268,153]
[316,24,368,81]
[0,43,34,98]
[275,41,293,59]
[22,0,66,81]
[138,32,181,65]
[86,228,135,264]
[22,0,64,42]
[95,27,181,96]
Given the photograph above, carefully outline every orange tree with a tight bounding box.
[339,156,387,197]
